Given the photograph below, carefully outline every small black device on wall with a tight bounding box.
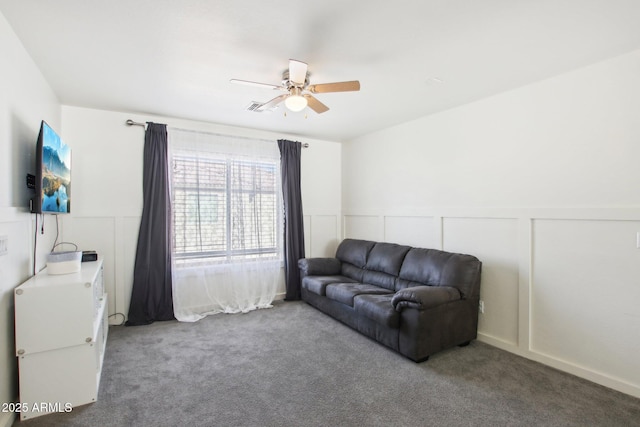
[26,174,36,189]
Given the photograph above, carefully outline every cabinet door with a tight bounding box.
[15,261,103,355]
[18,343,100,420]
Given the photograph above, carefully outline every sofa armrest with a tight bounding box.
[392,286,461,311]
[298,258,342,277]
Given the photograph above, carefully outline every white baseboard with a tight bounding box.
[478,333,640,399]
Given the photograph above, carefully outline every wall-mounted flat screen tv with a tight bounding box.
[33,120,71,214]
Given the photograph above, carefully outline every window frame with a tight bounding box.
[170,151,282,265]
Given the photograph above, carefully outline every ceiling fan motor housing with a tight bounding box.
[282,70,310,89]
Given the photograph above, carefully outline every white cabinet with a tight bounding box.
[14,259,108,420]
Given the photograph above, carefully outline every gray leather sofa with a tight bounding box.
[298,239,482,361]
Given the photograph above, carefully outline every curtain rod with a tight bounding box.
[125,119,309,147]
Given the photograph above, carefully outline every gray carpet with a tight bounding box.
[15,301,640,427]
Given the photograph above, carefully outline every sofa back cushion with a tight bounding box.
[366,242,411,275]
[361,270,396,290]
[333,239,481,299]
[336,239,376,268]
[397,248,481,299]
[336,239,376,281]
[361,242,411,290]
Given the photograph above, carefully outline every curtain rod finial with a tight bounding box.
[126,119,146,128]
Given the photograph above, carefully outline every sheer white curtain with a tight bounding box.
[168,128,284,322]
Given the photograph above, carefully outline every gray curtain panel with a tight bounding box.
[126,122,174,325]
[278,139,305,300]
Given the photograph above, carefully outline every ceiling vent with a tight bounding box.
[245,101,263,112]
[245,101,277,113]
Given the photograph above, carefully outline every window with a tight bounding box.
[170,134,282,266]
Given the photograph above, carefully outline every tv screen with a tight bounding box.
[34,121,71,214]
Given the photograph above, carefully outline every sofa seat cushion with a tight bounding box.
[302,276,357,296]
[354,294,400,328]
[325,283,393,307]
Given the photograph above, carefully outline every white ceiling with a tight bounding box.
[2,0,640,141]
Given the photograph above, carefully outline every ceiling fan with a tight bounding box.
[230,59,360,114]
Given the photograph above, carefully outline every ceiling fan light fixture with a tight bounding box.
[284,91,307,112]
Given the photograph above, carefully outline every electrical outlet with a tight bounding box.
[479,300,485,314]
[0,235,7,256]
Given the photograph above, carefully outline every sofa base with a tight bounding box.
[302,287,478,362]
[301,287,401,355]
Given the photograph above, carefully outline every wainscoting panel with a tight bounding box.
[531,218,640,388]
[0,213,32,283]
[339,208,640,397]
[442,217,520,346]
[308,215,339,257]
[60,213,341,324]
[0,211,34,425]
[60,217,117,316]
[343,215,381,241]
[383,215,436,248]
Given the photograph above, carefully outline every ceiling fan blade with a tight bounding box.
[289,59,308,86]
[307,80,360,93]
[230,79,285,91]
[257,94,288,111]
[304,94,329,114]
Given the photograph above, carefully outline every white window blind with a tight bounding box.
[169,129,282,266]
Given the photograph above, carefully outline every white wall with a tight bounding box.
[60,106,342,324]
[342,49,640,398]
[0,11,61,427]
